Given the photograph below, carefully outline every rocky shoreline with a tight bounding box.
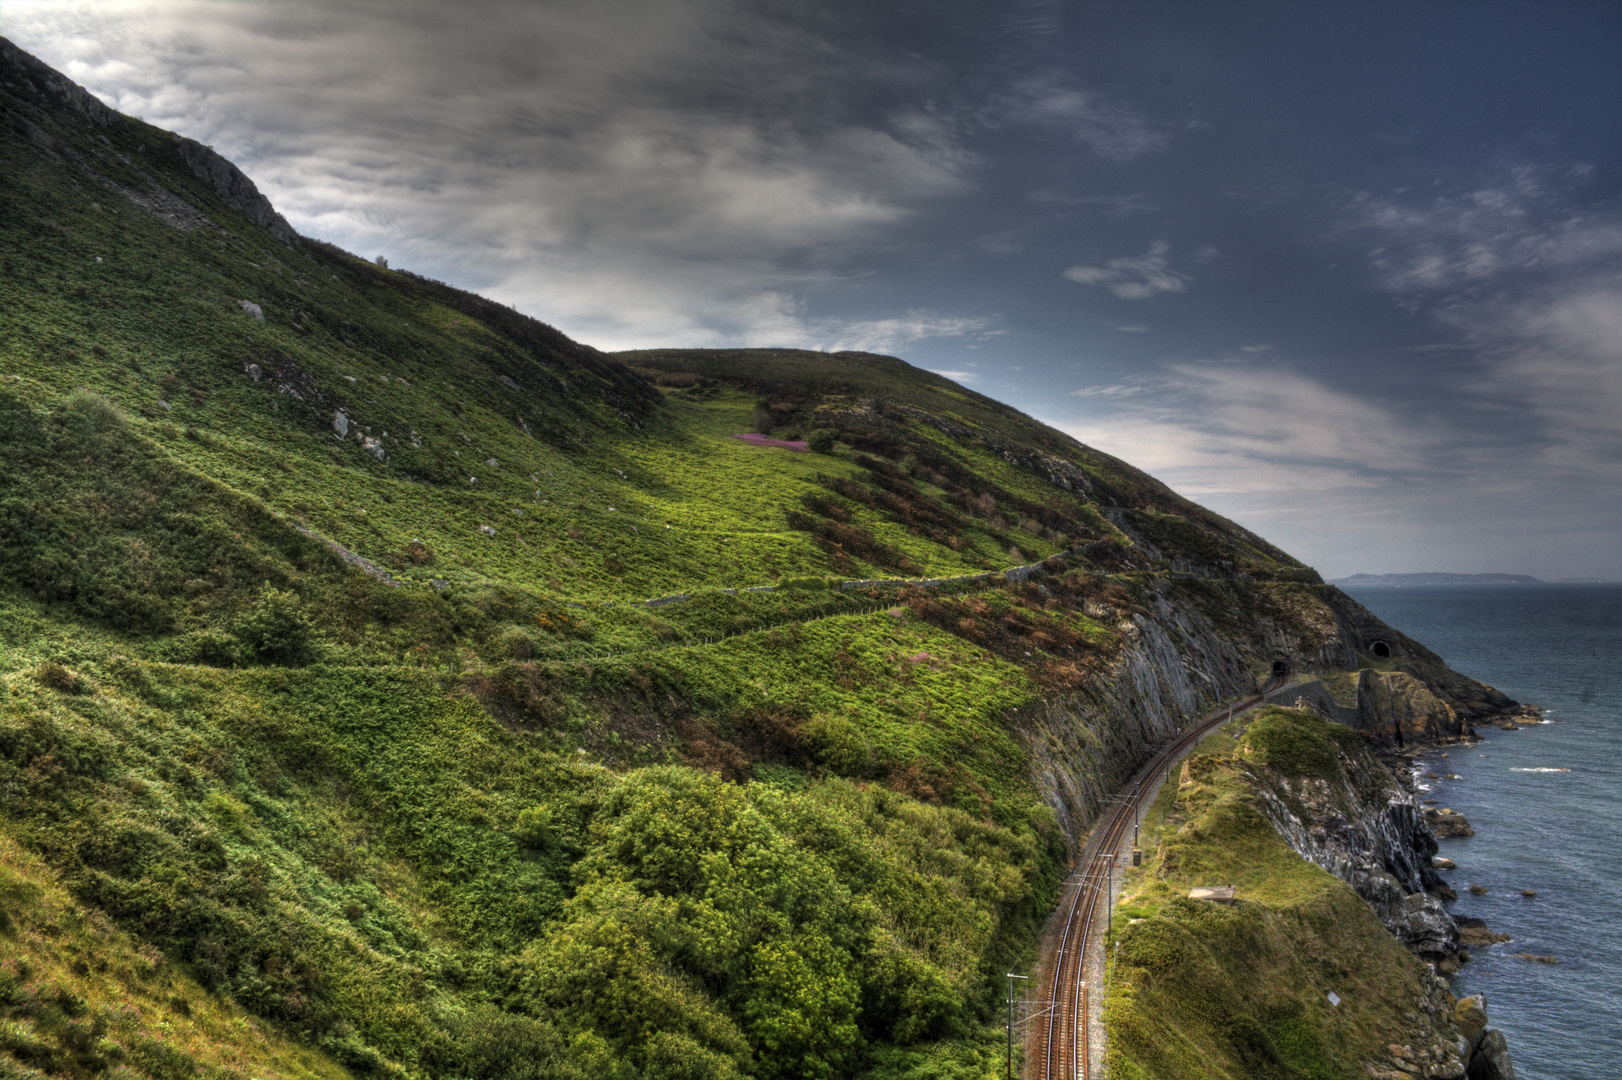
[1258,686,1538,1080]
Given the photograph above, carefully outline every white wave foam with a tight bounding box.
[1510,767,1570,773]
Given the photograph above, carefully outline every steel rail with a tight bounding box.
[1035,681,1285,1079]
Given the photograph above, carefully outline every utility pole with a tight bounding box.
[1006,973,1028,1080]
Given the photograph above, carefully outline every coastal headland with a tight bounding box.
[0,38,1536,1080]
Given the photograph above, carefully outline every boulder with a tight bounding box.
[1467,1029,1515,1080]
[1389,890,1460,958]
[245,362,263,382]
[360,435,385,461]
[239,299,264,321]
[1452,995,1487,1054]
[332,410,349,438]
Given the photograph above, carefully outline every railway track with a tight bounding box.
[1035,680,1289,1080]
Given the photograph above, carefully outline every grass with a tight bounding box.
[0,826,349,1080]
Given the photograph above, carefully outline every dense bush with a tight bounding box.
[234,585,316,665]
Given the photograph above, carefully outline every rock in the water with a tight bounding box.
[239,299,264,321]
[1469,883,1488,895]
[1427,807,1476,837]
[1455,915,1511,946]
[1434,856,1457,870]
[332,410,349,438]
[1520,888,1536,898]
[1468,1028,1516,1080]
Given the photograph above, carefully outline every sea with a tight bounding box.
[1342,583,1622,1080]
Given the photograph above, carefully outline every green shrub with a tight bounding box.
[32,661,85,694]
[806,428,837,454]
[162,629,245,667]
[492,626,537,660]
[514,805,554,849]
[234,585,315,665]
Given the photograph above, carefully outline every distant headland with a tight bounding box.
[1331,572,1542,587]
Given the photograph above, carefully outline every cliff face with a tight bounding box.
[173,136,300,245]
[1020,577,1506,858]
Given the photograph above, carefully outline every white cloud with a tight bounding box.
[989,75,1169,162]
[928,369,977,383]
[1063,241,1187,299]
[818,313,994,355]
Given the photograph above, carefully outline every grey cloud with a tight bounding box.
[11,0,977,348]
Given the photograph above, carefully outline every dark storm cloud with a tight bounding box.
[10,1,1620,578]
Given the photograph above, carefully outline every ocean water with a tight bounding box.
[1343,584,1622,1080]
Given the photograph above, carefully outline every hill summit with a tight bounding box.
[1,38,1523,1080]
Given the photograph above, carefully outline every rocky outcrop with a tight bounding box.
[0,36,117,127]
[1358,670,1470,746]
[174,136,298,245]
[1321,589,1522,725]
[1256,778,1460,962]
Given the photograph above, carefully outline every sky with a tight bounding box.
[7,0,1619,580]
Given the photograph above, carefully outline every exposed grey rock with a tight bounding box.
[500,375,521,391]
[244,362,263,382]
[120,183,216,231]
[360,435,385,461]
[332,410,349,438]
[239,299,264,321]
[174,136,299,244]
[478,524,496,537]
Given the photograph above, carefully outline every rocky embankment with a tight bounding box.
[1253,694,1521,1079]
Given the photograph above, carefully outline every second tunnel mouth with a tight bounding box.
[1369,640,1392,659]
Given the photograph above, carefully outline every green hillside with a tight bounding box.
[0,38,1468,1080]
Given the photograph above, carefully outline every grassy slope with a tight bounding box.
[1106,709,1448,1080]
[0,42,1422,1080]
